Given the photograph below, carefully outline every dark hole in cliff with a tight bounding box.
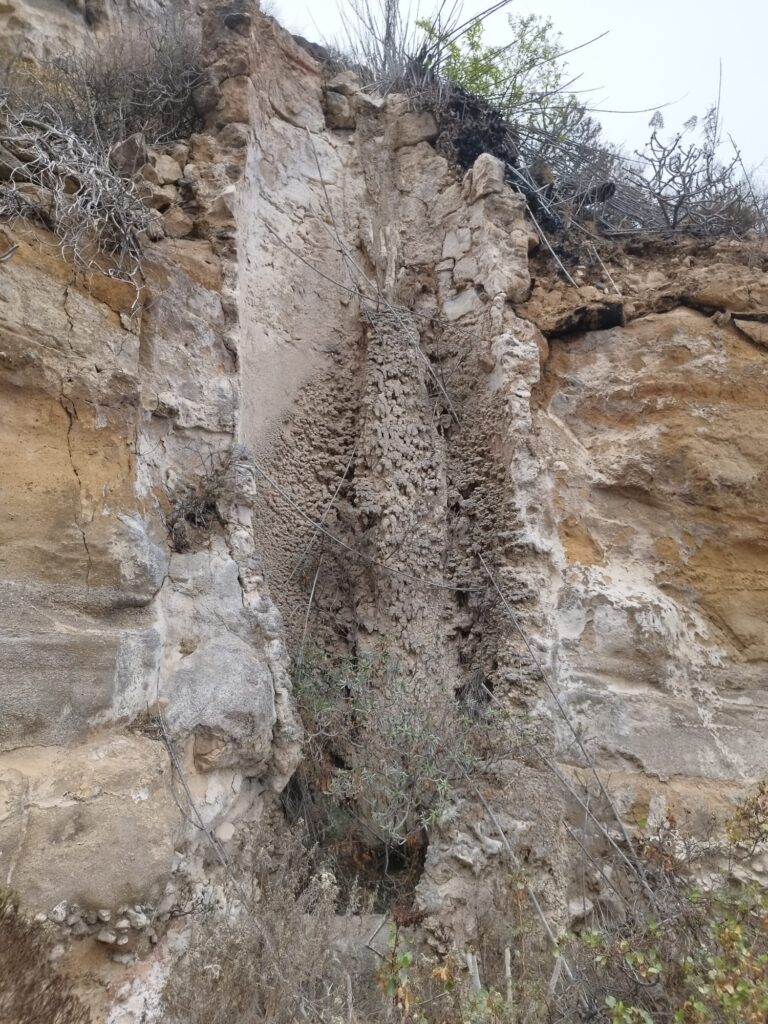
[280,771,428,913]
[455,670,494,716]
[546,299,625,338]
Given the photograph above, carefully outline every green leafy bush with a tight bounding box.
[418,12,601,147]
[293,648,505,852]
[555,786,768,1024]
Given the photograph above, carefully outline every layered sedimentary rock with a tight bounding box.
[0,1,767,1019]
[0,5,302,1015]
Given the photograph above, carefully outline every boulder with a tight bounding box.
[163,207,195,239]
[393,110,438,148]
[325,91,356,130]
[325,71,362,96]
[152,154,183,185]
[109,134,148,177]
[166,634,276,772]
[470,153,505,200]
[217,75,256,125]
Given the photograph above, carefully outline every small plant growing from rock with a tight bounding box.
[167,476,221,553]
[165,451,233,553]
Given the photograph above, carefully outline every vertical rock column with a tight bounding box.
[350,307,450,679]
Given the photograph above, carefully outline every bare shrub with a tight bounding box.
[163,833,521,1024]
[0,14,203,279]
[0,97,151,280]
[165,450,233,553]
[625,108,757,235]
[334,0,442,92]
[335,2,765,246]
[2,14,204,149]
[0,888,91,1024]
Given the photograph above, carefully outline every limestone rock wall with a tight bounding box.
[0,3,303,1015]
[0,1,767,1019]
[536,301,768,807]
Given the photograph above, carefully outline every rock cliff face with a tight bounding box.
[0,2,767,1019]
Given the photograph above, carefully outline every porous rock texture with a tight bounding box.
[0,1,767,1019]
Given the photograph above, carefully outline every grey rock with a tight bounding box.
[48,902,67,925]
[156,892,177,916]
[166,635,276,772]
[112,954,136,966]
[153,154,183,185]
[126,908,149,930]
[163,208,195,240]
[326,71,362,96]
[353,92,385,114]
[470,153,505,200]
[393,110,438,148]
[112,514,169,605]
[325,92,356,130]
[110,134,148,177]
[192,77,221,117]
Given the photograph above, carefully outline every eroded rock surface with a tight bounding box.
[0,1,766,1020]
[537,306,768,790]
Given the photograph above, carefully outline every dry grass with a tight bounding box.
[1,14,203,150]
[165,449,236,553]
[162,832,377,1024]
[0,888,90,1024]
[0,97,152,281]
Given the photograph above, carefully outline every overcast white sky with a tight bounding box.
[273,0,767,171]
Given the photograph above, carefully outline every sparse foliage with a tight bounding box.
[626,108,757,234]
[375,922,521,1023]
[419,10,598,146]
[165,847,519,1024]
[0,97,151,280]
[293,648,504,853]
[163,834,360,1024]
[553,785,768,1024]
[335,1,765,244]
[726,781,768,858]
[2,14,203,150]
[333,0,458,91]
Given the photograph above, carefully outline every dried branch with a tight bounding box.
[0,96,152,280]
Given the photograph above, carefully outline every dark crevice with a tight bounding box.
[59,393,92,592]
